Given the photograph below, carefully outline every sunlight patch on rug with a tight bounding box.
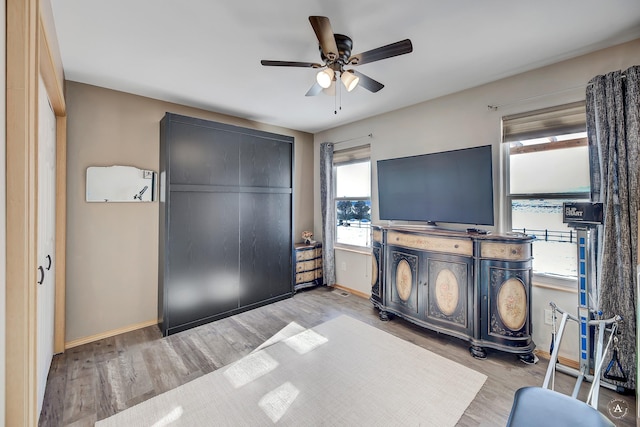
[284,328,328,354]
[150,406,183,427]
[258,382,300,423]
[223,351,279,388]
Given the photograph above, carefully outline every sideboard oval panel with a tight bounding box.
[435,268,459,316]
[496,278,527,331]
[396,259,413,301]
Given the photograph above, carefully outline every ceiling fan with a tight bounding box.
[261,16,413,96]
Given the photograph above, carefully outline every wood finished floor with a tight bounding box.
[39,287,637,426]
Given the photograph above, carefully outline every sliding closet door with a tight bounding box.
[36,76,56,414]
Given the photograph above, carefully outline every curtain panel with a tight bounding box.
[586,65,639,390]
[320,142,336,286]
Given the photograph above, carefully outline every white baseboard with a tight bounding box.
[332,284,370,300]
[64,319,158,349]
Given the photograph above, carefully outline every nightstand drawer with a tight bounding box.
[296,249,317,261]
[296,259,316,272]
[296,271,316,284]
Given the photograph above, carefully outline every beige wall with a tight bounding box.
[65,81,314,344]
[314,38,640,359]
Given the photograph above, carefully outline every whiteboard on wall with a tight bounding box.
[86,165,157,202]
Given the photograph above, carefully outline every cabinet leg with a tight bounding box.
[518,352,538,365]
[379,310,391,322]
[469,345,487,360]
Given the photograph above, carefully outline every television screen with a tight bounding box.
[377,145,494,226]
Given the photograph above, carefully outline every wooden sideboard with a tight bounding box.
[294,242,323,292]
[371,225,535,362]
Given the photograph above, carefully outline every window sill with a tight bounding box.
[532,273,577,293]
[334,244,372,256]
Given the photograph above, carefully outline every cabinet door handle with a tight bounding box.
[37,266,45,285]
[46,254,52,270]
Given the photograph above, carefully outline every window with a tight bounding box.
[503,102,589,281]
[334,145,371,248]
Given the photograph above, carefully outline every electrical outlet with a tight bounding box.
[340,261,347,271]
[544,309,554,325]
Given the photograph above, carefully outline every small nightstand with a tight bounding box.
[294,242,323,292]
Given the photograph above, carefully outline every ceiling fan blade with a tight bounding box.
[261,60,322,68]
[309,16,339,61]
[348,39,413,66]
[352,70,384,93]
[305,82,324,97]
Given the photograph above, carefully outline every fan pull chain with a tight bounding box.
[334,74,342,115]
[334,76,338,114]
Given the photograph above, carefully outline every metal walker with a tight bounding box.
[542,302,621,408]
[541,203,624,408]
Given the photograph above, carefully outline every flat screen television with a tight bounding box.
[377,145,494,226]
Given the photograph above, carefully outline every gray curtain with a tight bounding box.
[586,65,639,390]
[320,142,336,286]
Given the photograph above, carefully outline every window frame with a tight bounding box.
[502,103,589,287]
[505,148,590,286]
[333,157,372,251]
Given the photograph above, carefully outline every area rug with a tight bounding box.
[96,315,487,426]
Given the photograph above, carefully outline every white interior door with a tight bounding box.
[36,75,56,415]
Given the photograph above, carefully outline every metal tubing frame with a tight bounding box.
[544,301,621,406]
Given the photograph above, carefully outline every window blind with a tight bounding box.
[502,101,586,143]
[333,144,371,164]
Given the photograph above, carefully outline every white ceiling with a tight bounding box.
[50,0,640,134]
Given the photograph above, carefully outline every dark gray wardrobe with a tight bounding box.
[158,113,294,336]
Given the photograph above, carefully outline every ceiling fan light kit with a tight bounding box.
[316,68,334,88]
[261,16,412,98]
[341,70,359,92]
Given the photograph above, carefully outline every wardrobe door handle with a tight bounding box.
[37,266,45,285]
[46,254,52,270]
